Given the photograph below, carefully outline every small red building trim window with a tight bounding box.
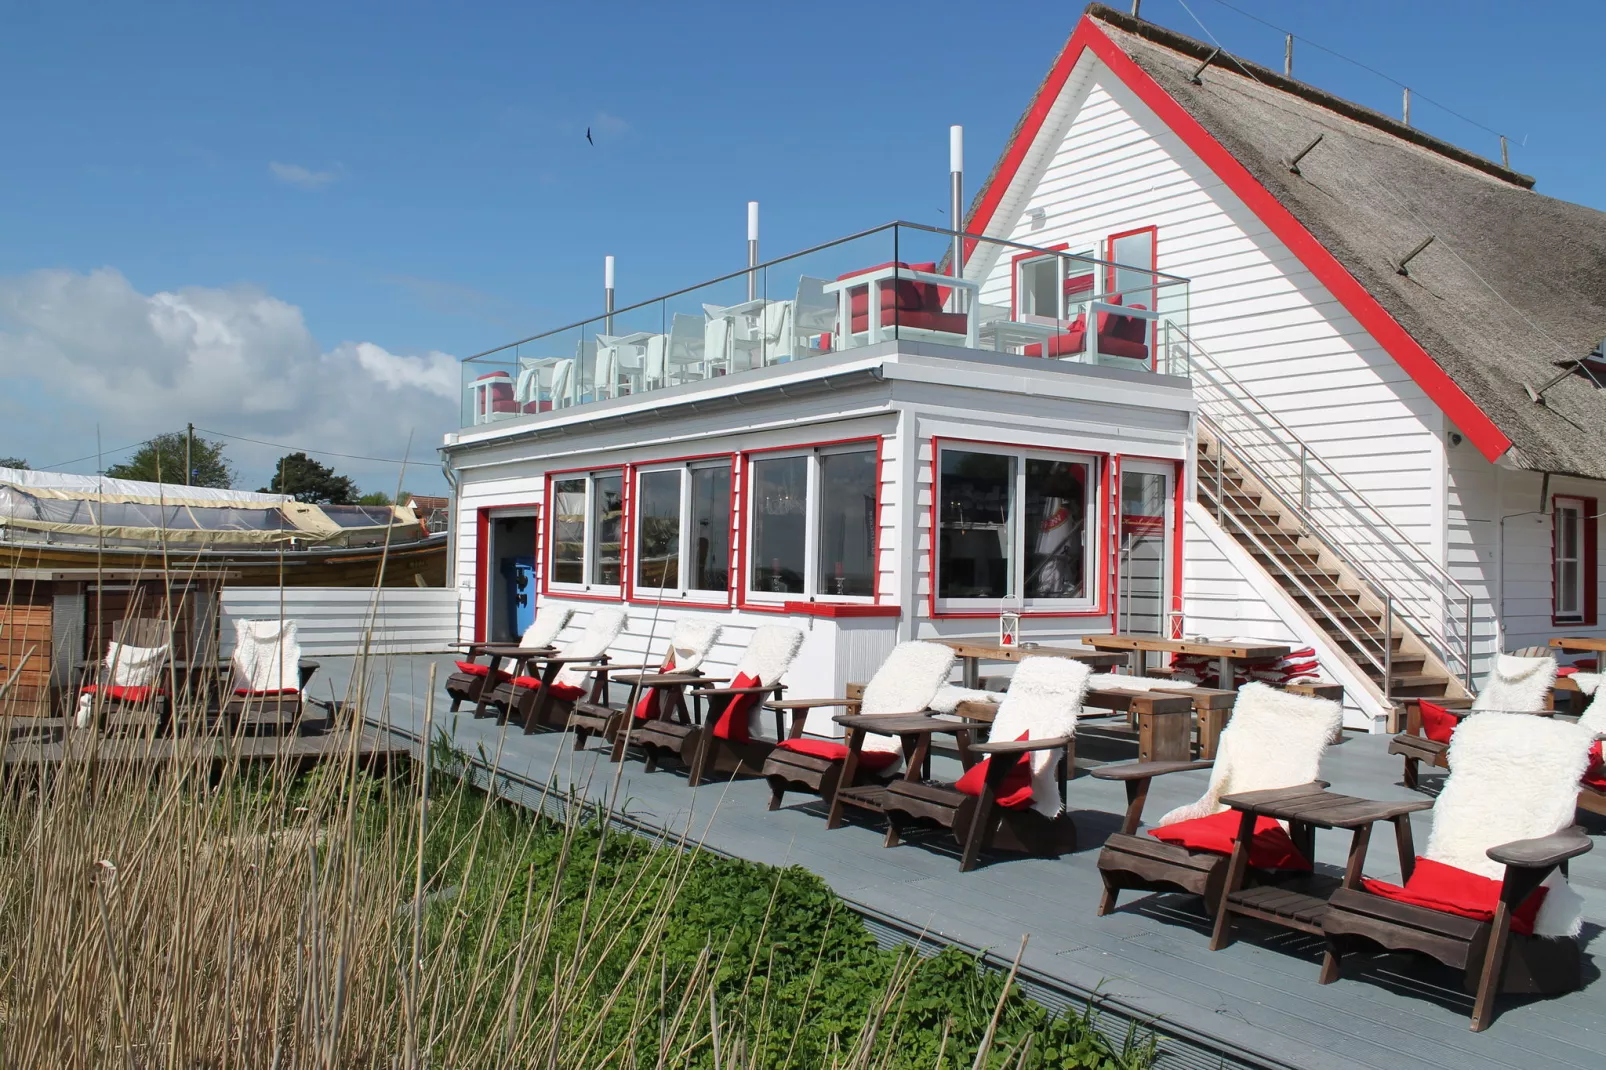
[1552,495,1597,626]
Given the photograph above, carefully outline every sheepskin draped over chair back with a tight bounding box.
[520,605,574,650]
[1430,713,1594,937]
[729,625,804,741]
[1470,654,1557,713]
[855,641,958,754]
[553,608,629,691]
[663,618,722,674]
[1158,682,1342,827]
[233,618,302,693]
[985,656,1092,817]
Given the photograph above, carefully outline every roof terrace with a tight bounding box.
[458,222,1190,429]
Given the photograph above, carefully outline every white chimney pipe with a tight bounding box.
[604,255,615,332]
[747,201,760,300]
[949,126,965,301]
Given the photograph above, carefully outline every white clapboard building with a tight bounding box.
[442,5,1606,730]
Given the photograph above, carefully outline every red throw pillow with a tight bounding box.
[633,654,676,720]
[454,660,511,682]
[776,736,900,770]
[1148,811,1312,870]
[1363,857,1548,935]
[954,732,1035,809]
[1418,700,1457,745]
[1582,740,1606,792]
[82,683,162,703]
[710,672,764,741]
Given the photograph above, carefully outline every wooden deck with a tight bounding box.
[1,714,410,772]
[323,654,1606,1070]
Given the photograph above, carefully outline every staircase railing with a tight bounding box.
[1174,330,1482,692]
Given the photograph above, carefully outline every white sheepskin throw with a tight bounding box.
[1157,682,1341,827]
[986,657,1091,817]
[1430,713,1594,938]
[519,606,573,650]
[732,626,804,739]
[1570,673,1606,734]
[1085,673,1200,694]
[232,618,302,693]
[553,608,628,691]
[105,641,167,687]
[855,641,956,754]
[663,618,721,675]
[1470,654,1557,713]
[930,685,1000,714]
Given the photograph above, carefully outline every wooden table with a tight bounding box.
[958,682,1233,762]
[1082,635,1292,690]
[937,640,1127,689]
[1209,783,1431,952]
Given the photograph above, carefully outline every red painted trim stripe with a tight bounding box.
[964,15,1511,464]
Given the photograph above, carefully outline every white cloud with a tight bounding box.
[0,268,456,490]
[269,161,339,189]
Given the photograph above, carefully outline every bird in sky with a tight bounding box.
[585,127,594,146]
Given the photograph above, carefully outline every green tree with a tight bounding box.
[105,432,234,488]
[357,490,394,506]
[0,457,27,470]
[262,452,359,504]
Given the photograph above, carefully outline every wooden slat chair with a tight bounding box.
[74,618,173,732]
[871,656,1092,872]
[445,605,572,714]
[1389,653,1556,789]
[1569,676,1606,817]
[761,640,957,813]
[1321,713,1597,1031]
[627,625,803,782]
[1093,682,1343,916]
[567,617,722,752]
[219,617,309,733]
[488,608,628,732]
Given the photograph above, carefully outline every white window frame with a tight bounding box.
[743,444,879,606]
[935,444,1101,614]
[1554,496,1586,623]
[547,469,625,596]
[632,459,733,602]
[1014,248,1098,326]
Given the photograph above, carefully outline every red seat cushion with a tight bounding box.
[954,732,1035,809]
[849,306,969,335]
[1022,320,1089,358]
[1363,857,1548,936]
[81,683,163,703]
[710,672,764,741]
[1556,665,1578,677]
[454,660,513,683]
[838,261,939,314]
[509,676,584,702]
[775,736,900,770]
[1418,699,1458,745]
[1148,811,1312,871]
[1582,740,1606,792]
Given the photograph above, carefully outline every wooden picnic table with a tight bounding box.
[1549,637,1606,654]
[936,639,1127,688]
[1081,635,1292,690]
[955,681,1237,762]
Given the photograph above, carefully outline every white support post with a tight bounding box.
[747,201,759,301]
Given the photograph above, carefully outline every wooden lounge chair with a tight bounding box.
[872,656,1091,871]
[1321,713,1597,1031]
[761,640,957,813]
[567,617,721,752]
[74,618,173,732]
[628,625,803,782]
[219,617,311,733]
[1566,675,1606,817]
[1389,653,1556,790]
[445,605,572,715]
[1093,682,1342,916]
[489,608,628,732]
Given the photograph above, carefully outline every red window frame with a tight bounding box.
[627,451,738,609]
[926,435,1113,620]
[541,464,630,603]
[473,502,542,642]
[1105,225,1159,372]
[1111,454,1187,640]
[736,435,886,613]
[1552,495,1597,626]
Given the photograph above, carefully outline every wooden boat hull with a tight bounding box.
[0,536,447,588]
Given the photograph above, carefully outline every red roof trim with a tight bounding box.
[964,16,1512,464]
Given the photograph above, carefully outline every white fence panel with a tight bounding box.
[219,587,459,656]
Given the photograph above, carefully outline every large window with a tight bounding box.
[747,444,878,601]
[1554,496,1596,625]
[634,459,733,597]
[548,470,624,592]
[937,445,1097,611]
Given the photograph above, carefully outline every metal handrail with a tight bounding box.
[1175,328,1483,688]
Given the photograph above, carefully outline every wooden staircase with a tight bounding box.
[1195,436,1458,703]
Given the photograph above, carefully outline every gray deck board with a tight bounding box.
[322,654,1606,1070]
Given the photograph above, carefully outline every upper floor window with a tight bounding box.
[747,444,878,601]
[1554,495,1595,625]
[549,470,624,592]
[936,445,1098,612]
[635,459,733,598]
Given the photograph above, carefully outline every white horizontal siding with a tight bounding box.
[219,587,458,656]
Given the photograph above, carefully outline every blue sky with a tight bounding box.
[1,0,1601,493]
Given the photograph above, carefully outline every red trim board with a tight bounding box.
[962,15,1511,464]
